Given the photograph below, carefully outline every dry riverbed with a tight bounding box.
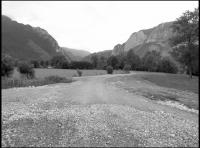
[1,73,199,147]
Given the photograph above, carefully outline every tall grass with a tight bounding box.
[1,76,73,89]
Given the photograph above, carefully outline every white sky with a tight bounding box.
[2,1,198,53]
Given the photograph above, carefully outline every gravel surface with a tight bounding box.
[2,73,199,147]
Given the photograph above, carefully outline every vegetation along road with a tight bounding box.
[2,72,199,147]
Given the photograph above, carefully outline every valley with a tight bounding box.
[1,3,199,147]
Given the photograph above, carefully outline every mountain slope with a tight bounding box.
[83,50,112,62]
[112,22,174,57]
[2,15,62,61]
[60,47,90,61]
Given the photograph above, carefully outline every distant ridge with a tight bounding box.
[2,15,62,61]
[60,47,90,61]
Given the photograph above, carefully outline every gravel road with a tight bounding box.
[2,73,199,147]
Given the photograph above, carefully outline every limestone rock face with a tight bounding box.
[112,22,174,57]
[124,31,147,52]
[146,22,173,43]
[112,43,125,56]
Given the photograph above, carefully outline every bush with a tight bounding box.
[1,54,14,77]
[17,62,35,79]
[123,64,131,73]
[106,66,113,74]
[76,69,82,77]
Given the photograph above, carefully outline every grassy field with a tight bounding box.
[109,72,199,110]
[138,73,199,110]
[1,76,73,89]
[12,68,124,79]
[2,68,124,89]
[138,72,199,94]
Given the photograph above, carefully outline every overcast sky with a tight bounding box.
[2,1,198,53]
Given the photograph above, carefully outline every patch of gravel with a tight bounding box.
[2,104,199,147]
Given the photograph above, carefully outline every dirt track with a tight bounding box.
[2,73,199,147]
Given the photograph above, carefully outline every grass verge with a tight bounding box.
[138,73,199,94]
[1,75,73,89]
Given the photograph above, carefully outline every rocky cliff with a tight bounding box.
[112,22,174,57]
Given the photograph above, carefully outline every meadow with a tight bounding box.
[2,68,124,89]
[109,72,199,110]
[139,72,199,94]
[11,68,124,79]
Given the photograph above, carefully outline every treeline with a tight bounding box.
[31,50,179,74]
[29,55,94,69]
[89,50,178,74]
[1,49,179,79]
[169,7,199,78]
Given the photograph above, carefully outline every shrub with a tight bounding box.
[76,69,82,77]
[123,64,131,73]
[1,54,14,77]
[17,62,35,79]
[106,66,113,74]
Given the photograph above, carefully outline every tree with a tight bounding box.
[169,7,199,78]
[107,56,119,69]
[126,49,141,70]
[158,57,178,74]
[45,60,49,67]
[70,61,93,69]
[30,60,40,68]
[143,51,162,72]
[17,62,35,79]
[14,59,19,67]
[1,54,14,77]
[91,54,98,69]
[62,61,69,69]
[97,56,107,69]
[106,66,113,74]
[51,55,68,69]
[116,54,127,70]
[123,64,131,73]
[40,60,45,68]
